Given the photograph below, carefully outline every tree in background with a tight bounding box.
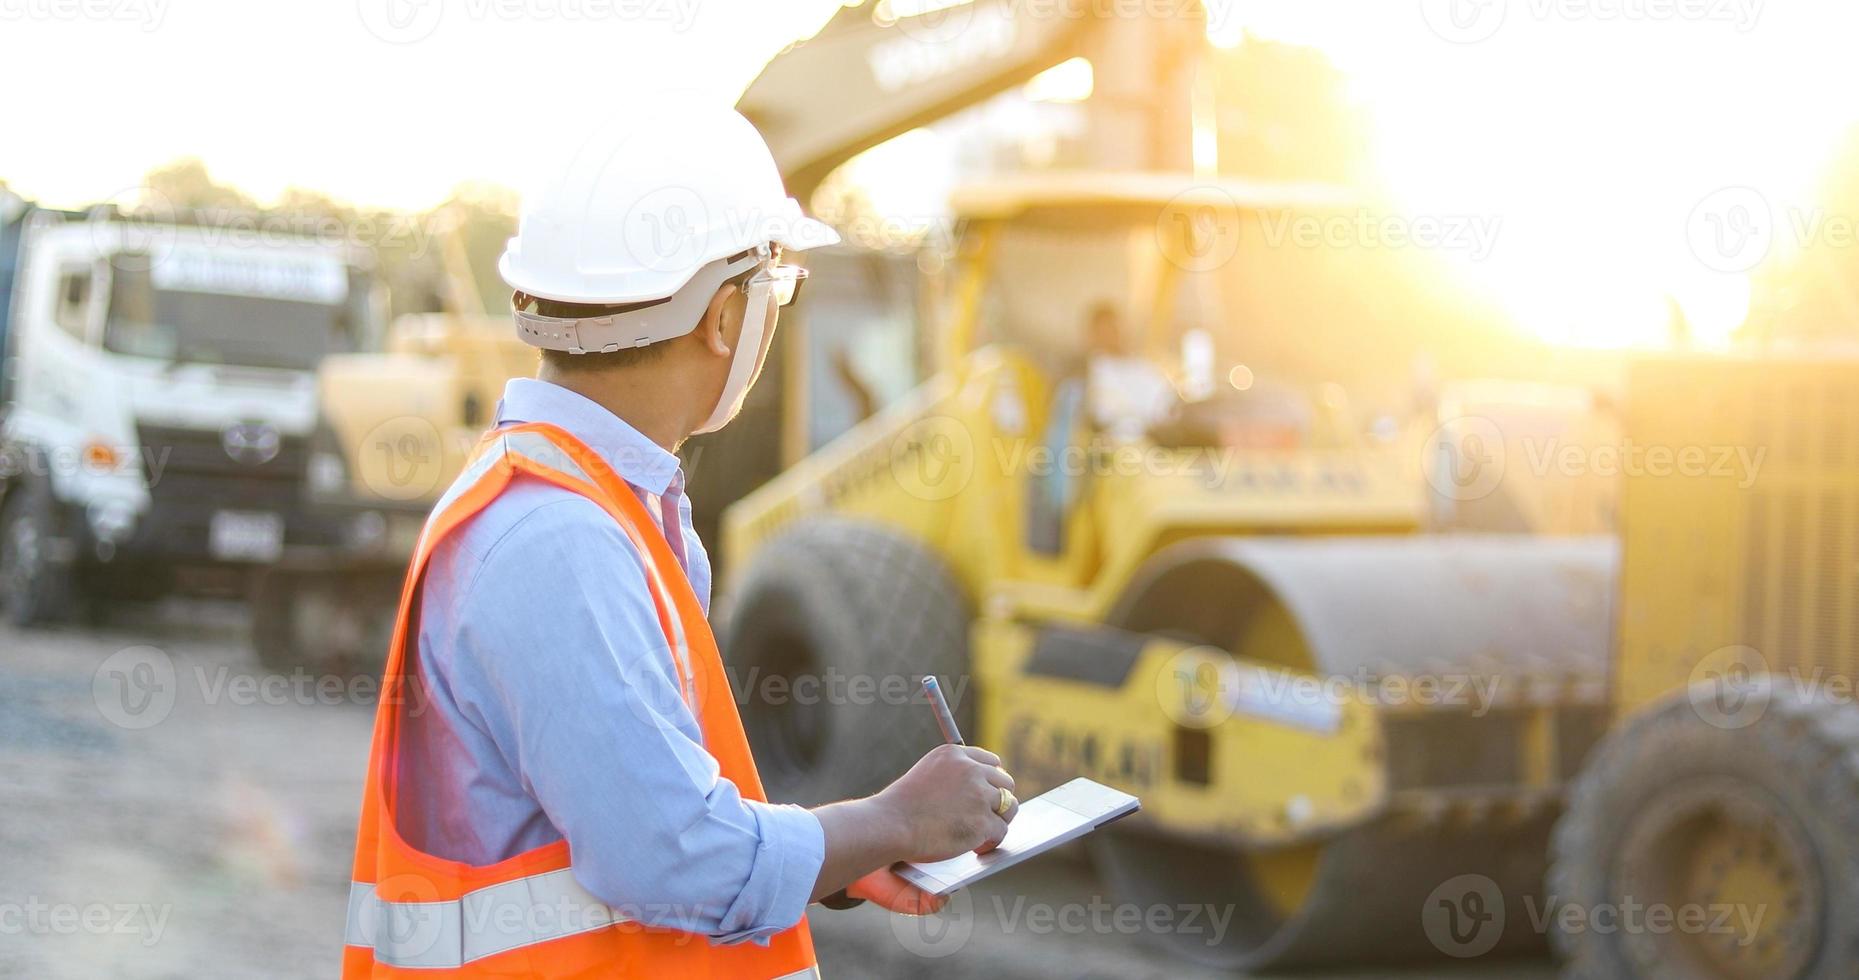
[1746,125,1859,346]
[1210,35,1373,184]
[135,158,517,327]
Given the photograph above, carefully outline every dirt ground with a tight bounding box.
[0,601,1557,979]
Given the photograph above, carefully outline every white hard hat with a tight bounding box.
[499,95,839,308]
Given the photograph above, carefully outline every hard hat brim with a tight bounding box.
[769,213,841,253]
[499,200,838,307]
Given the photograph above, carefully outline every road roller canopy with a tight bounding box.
[946,171,1361,223]
[935,170,1376,387]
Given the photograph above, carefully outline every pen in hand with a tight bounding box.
[922,675,964,745]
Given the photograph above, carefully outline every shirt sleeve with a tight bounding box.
[444,491,824,944]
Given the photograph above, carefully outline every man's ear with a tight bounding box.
[694,283,738,358]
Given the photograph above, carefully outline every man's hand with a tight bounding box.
[873,744,1019,862]
[808,744,1019,905]
[845,868,945,915]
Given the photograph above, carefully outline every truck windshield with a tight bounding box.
[104,262,365,371]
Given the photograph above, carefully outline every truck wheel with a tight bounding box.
[1550,683,1859,979]
[250,570,303,671]
[721,517,969,806]
[251,569,399,675]
[0,480,74,627]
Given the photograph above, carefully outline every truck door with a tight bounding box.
[17,255,109,441]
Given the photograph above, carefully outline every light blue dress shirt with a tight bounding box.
[396,378,824,944]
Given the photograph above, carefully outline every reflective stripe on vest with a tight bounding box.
[343,422,818,978]
[345,870,624,969]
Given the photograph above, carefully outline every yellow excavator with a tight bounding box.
[715,2,1859,976]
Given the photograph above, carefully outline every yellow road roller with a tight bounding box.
[718,174,1625,970]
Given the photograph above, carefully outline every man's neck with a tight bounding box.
[536,366,691,453]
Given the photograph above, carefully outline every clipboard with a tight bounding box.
[893,777,1141,897]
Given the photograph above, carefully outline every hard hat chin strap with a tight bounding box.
[693,275,773,435]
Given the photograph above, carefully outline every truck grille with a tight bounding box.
[131,423,340,560]
[138,423,309,505]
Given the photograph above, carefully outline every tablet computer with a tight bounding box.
[894,777,1141,897]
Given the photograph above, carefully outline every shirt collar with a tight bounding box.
[494,378,682,496]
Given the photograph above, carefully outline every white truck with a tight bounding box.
[0,189,382,625]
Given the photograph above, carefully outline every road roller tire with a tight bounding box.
[1093,814,1559,971]
[1550,684,1859,979]
[722,517,969,806]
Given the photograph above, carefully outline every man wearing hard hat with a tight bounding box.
[340,98,1017,978]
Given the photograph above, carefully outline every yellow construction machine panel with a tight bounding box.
[973,616,1386,848]
[722,345,1427,602]
[1615,354,1859,716]
[318,314,535,509]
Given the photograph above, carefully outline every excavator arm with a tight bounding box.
[739,0,1190,199]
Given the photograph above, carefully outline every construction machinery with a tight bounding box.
[0,190,382,625]
[248,209,535,669]
[720,169,1620,970]
[717,2,1858,975]
[1545,356,1859,979]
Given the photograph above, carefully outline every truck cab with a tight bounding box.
[0,201,380,623]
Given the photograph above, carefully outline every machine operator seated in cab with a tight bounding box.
[1080,300,1177,441]
[1027,300,1180,555]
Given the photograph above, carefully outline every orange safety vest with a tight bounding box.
[342,422,819,979]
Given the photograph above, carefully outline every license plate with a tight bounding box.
[210,511,284,562]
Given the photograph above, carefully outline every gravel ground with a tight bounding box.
[0,601,1556,979]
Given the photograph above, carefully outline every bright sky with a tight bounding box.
[7,0,1858,349]
[0,0,843,210]
[1218,0,1859,346]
